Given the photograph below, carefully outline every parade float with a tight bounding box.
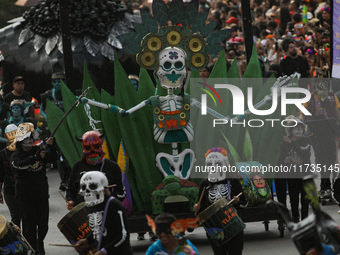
[41,0,300,235]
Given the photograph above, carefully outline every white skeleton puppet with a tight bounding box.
[81,46,195,180]
[205,148,230,204]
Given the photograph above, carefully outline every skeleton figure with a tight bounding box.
[88,211,107,241]
[205,148,230,203]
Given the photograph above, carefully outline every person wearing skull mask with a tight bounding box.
[66,130,126,210]
[0,124,25,229]
[193,147,246,255]
[76,171,133,255]
[10,122,57,255]
[277,116,311,222]
[301,79,340,196]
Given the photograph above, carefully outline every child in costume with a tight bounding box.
[146,213,199,255]
[277,115,311,222]
[193,147,247,255]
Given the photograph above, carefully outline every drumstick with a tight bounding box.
[11,222,36,253]
[89,251,94,255]
[107,184,117,188]
[49,244,78,247]
[227,192,243,205]
[59,191,69,203]
[194,187,206,216]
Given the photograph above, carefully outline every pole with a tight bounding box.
[241,0,253,64]
[59,0,74,91]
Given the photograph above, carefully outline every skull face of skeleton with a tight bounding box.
[206,152,229,183]
[156,47,187,90]
[79,171,108,207]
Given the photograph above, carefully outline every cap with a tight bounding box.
[225,17,238,24]
[51,72,65,80]
[13,76,25,83]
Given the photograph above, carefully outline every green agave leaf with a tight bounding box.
[141,9,159,34]
[114,51,163,212]
[243,44,262,79]
[46,99,81,168]
[168,0,185,25]
[123,44,142,55]
[61,82,92,139]
[118,32,142,45]
[152,0,169,27]
[100,90,122,161]
[243,128,253,161]
[209,50,227,78]
[220,131,241,163]
[182,0,199,26]
[138,68,156,101]
[200,21,217,38]
[186,70,200,94]
[191,9,209,33]
[227,59,239,79]
[133,23,150,38]
[205,44,223,55]
[206,29,230,45]
[82,64,103,132]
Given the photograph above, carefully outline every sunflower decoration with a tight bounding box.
[118,0,230,71]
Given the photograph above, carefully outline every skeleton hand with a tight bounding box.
[80,97,88,104]
[121,110,130,117]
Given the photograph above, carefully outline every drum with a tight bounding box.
[198,198,246,247]
[57,202,92,245]
[0,214,29,255]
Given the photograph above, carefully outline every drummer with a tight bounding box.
[75,171,133,255]
[193,147,247,255]
[66,130,126,210]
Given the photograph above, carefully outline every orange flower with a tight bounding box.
[158,122,165,128]
[165,118,178,129]
[179,119,186,126]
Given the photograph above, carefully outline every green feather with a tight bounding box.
[118,32,142,45]
[200,21,217,38]
[152,0,169,27]
[168,0,185,25]
[181,0,199,26]
[206,29,230,45]
[191,9,209,33]
[141,10,159,34]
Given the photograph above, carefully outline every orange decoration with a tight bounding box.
[165,118,178,129]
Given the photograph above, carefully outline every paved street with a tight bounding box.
[0,168,339,255]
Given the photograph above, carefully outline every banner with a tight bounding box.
[332,0,340,78]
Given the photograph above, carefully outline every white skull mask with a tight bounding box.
[79,171,108,207]
[206,152,229,183]
[156,47,188,90]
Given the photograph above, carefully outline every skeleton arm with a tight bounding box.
[124,99,151,115]
[191,98,230,121]
[80,97,126,114]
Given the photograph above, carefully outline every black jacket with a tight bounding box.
[66,158,126,205]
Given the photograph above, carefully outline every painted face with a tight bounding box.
[156,47,187,90]
[22,137,33,150]
[206,152,229,183]
[82,131,104,165]
[253,175,265,188]
[52,79,62,93]
[291,124,304,138]
[11,105,22,118]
